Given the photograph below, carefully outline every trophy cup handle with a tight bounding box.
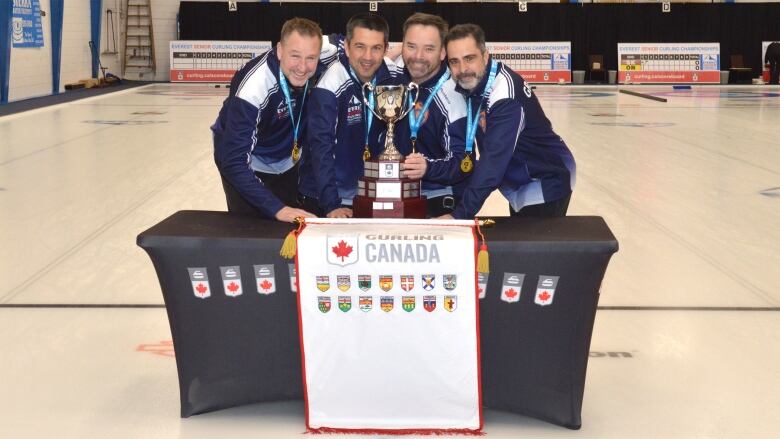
[398,82,420,120]
[362,82,385,120]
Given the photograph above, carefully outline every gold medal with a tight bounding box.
[291,141,300,162]
[411,138,417,154]
[460,154,473,173]
[363,144,371,161]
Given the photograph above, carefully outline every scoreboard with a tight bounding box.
[617,43,720,84]
[170,41,272,82]
[486,42,571,83]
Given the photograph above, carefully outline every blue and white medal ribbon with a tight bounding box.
[463,60,498,172]
[407,69,450,153]
[350,66,376,161]
[278,69,309,162]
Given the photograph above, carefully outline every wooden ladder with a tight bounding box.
[123,0,156,78]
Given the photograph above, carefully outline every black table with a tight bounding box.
[137,211,618,429]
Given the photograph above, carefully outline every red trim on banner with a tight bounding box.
[306,427,485,435]
[294,223,312,430]
[471,226,484,431]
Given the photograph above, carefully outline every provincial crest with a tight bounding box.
[316,275,330,292]
[337,275,351,292]
[423,295,436,312]
[422,274,435,291]
[358,274,371,291]
[402,296,416,312]
[318,296,331,313]
[379,275,393,292]
[400,275,414,292]
[338,296,352,312]
[444,295,457,312]
[380,296,394,312]
[359,296,373,312]
[443,274,457,291]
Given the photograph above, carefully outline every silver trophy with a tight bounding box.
[362,82,419,161]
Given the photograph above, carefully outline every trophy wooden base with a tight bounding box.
[353,195,427,219]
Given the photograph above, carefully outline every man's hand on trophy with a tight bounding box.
[276,206,317,223]
[327,207,353,218]
[402,153,427,179]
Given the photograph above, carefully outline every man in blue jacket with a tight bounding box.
[300,13,401,218]
[212,18,337,222]
[442,24,576,219]
[394,13,471,217]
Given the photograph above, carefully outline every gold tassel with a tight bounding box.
[279,217,305,259]
[477,243,489,273]
[475,219,490,273]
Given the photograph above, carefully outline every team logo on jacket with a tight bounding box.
[359,296,373,312]
[400,275,414,292]
[338,296,352,312]
[327,235,359,266]
[379,275,393,292]
[276,99,291,120]
[444,295,457,312]
[479,110,487,132]
[380,296,394,312]
[423,295,436,312]
[358,275,371,291]
[337,275,351,292]
[316,275,330,292]
[347,95,363,125]
[422,274,435,291]
[443,274,457,291]
[412,101,429,125]
[318,296,331,313]
[402,296,416,312]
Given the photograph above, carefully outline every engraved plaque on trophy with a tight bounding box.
[353,82,428,219]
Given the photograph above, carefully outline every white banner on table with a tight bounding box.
[169,40,271,82]
[296,220,481,433]
[618,42,720,84]
[487,42,571,83]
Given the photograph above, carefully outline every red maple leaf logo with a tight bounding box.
[196,283,208,294]
[260,279,273,291]
[477,286,484,295]
[227,282,240,292]
[538,291,551,302]
[504,288,518,298]
[331,240,353,262]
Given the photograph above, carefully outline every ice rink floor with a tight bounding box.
[1,84,778,438]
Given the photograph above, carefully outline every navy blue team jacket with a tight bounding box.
[299,52,401,214]
[211,46,337,218]
[394,63,470,199]
[452,59,576,219]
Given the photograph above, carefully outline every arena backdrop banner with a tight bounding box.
[12,0,43,48]
[487,42,571,84]
[618,43,720,84]
[169,40,271,82]
[295,218,482,434]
